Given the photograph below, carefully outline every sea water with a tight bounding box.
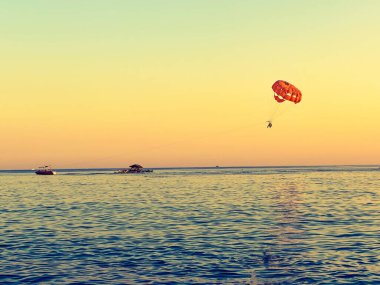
[1,166,379,285]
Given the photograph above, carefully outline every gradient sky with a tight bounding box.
[1,0,379,169]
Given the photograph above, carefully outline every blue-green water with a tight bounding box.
[1,166,379,284]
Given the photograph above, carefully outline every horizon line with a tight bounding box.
[1,163,379,172]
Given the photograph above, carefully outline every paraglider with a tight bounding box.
[272,80,302,104]
[267,80,302,128]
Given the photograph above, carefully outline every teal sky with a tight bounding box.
[1,1,378,52]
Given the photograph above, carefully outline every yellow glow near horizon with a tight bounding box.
[1,1,379,169]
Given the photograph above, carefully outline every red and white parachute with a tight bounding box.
[272,80,302,104]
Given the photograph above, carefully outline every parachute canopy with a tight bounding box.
[272,80,302,104]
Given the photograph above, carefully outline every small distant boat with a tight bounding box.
[114,164,153,174]
[35,166,56,175]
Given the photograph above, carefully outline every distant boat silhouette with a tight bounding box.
[114,164,153,174]
[35,166,56,175]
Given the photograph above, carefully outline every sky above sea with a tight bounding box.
[1,0,379,169]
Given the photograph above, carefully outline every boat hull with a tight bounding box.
[114,169,153,174]
[35,170,56,175]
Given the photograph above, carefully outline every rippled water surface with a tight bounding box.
[1,166,380,284]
